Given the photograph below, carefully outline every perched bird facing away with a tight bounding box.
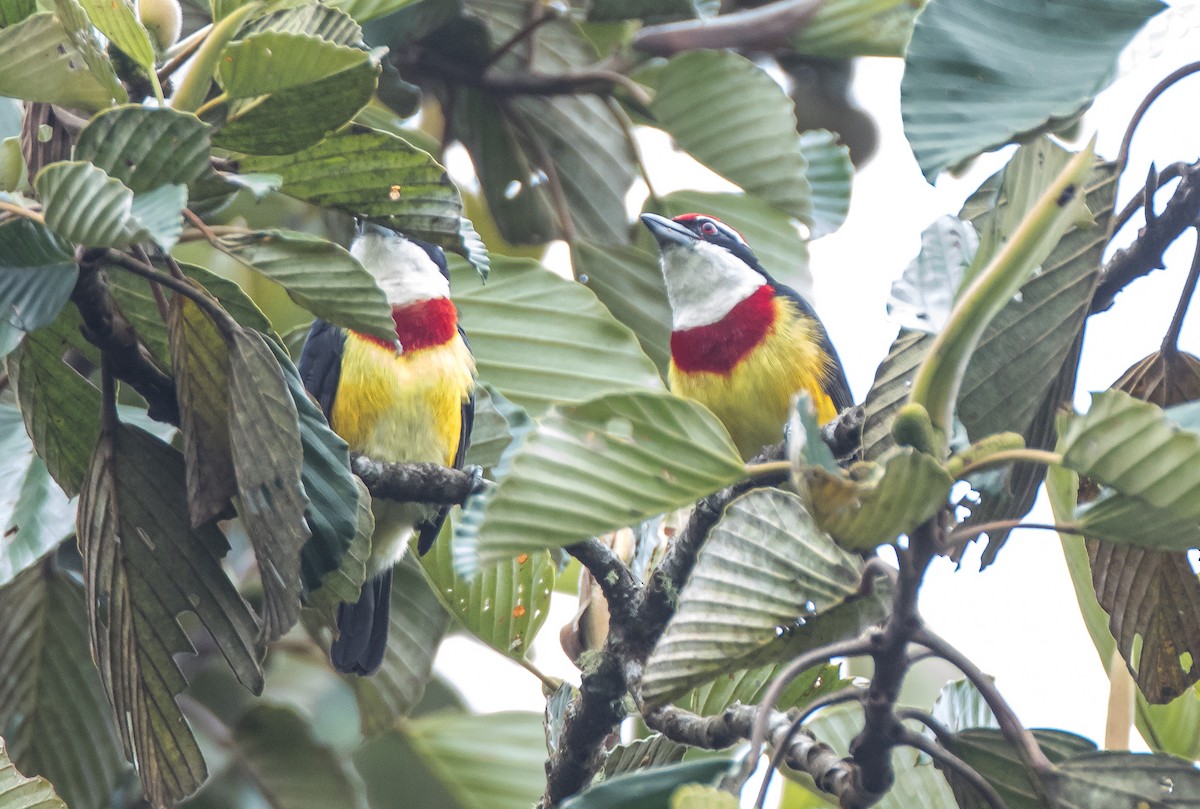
[641,212,852,460]
[299,222,475,675]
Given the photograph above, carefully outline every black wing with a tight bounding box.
[297,319,346,422]
[417,325,476,554]
[769,281,855,414]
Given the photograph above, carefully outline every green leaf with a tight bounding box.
[74,106,211,193]
[789,0,920,58]
[77,423,263,808]
[325,0,421,24]
[1061,391,1200,550]
[562,759,732,809]
[401,711,547,809]
[452,256,664,415]
[671,785,737,809]
[0,739,67,809]
[943,728,1095,809]
[213,58,379,155]
[0,405,75,586]
[238,127,466,257]
[602,735,686,780]
[0,565,130,809]
[459,390,744,572]
[642,489,889,705]
[218,31,368,98]
[36,162,184,250]
[886,216,978,334]
[654,190,814,297]
[9,308,101,497]
[230,704,369,809]
[1046,751,1200,808]
[215,230,394,342]
[862,329,934,462]
[227,328,310,641]
[169,293,236,527]
[799,703,957,809]
[930,678,997,734]
[800,448,953,551]
[303,477,370,624]
[241,2,363,43]
[0,217,76,334]
[462,384,528,474]
[571,240,671,376]
[679,661,849,718]
[0,12,124,111]
[78,0,153,69]
[901,0,1164,180]
[0,0,36,27]
[648,50,812,224]
[421,519,554,659]
[170,1,262,112]
[798,130,852,239]
[349,554,451,736]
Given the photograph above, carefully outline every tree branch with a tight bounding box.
[631,0,828,57]
[564,539,642,627]
[896,727,1007,809]
[350,454,485,505]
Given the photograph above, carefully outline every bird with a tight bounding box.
[640,212,852,460]
[299,221,475,675]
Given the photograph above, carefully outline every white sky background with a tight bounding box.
[435,0,1200,783]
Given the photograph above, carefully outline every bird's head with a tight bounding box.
[351,221,451,306]
[640,212,769,330]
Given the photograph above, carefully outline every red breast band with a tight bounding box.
[670,285,775,374]
[357,297,459,351]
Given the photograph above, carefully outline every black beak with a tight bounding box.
[640,213,697,250]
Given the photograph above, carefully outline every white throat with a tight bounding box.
[660,240,766,330]
[351,231,450,306]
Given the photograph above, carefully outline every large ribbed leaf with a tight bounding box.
[0,0,36,26]
[213,59,378,155]
[238,128,471,265]
[77,0,153,70]
[678,661,849,718]
[452,256,663,415]
[886,216,978,334]
[229,704,369,809]
[217,31,368,98]
[325,0,420,23]
[398,711,547,809]
[0,13,124,110]
[642,489,888,705]
[36,162,184,250]
[0,218,75,339]
[462,384,529,474]
[74,106,210,193]
[939,729,1094,809]
[241,2,363,42]
[798,130,852,239]
[1061,391,1200,550]
[0,406,74,586]
[9,308,101,497]
[562,760,732,809]
[799,703,957,809]
[227,329,309,642]
[656,190,813,300]
[77,423,262,809]
[801,448,953,551]
[901,0,1164,180]
[1048,751,1200,809]
[0,740,66,809]
[420,520,554,659]
[789,0,920,58]
[571,240,671,376]
[350,555,450,736]
[602,735,686,780]
[0,566,129,809]
[648,50,812,224]
[215,230,394,342]
[304,477,370,623]
[459,391,744,572]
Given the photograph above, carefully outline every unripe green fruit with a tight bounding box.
[892,402,937,455]
[0,137,25,193]
[139,0,182,52]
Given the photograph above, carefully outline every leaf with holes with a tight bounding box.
[451,256,663,415]
[77,423,262,808]
[217,31,368,98]
[647,50,812,224]
[642,489,888,705]
[901,0,1163,180]
[0,12,124,110]
[36,162,184,250]
[0,566,129,809]
[227,328,310,641]
[350,554,451,736]
[74,106,211,192]
[216,229,394,342]
[458,390,744,573]
[421,520,554,659]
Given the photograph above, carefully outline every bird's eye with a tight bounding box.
[699,221,719,236]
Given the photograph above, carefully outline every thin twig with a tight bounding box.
[1162,227,1200,352]
[946,520,1084,549]
[955,448,1063,480]
[483,6,561,69]
[182,208,221,243]
[99,248,231,328]
[517,656,561,691]
[157,24,211,85]
[502,101,576,242]
[608,98,661,206]
[1115,61,1200,176]
[133,246,171,322]
[0,200,45,224]
[896,727,1008,809]
[632,0,827,56]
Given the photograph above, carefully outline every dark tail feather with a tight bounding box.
[330,568,392,675]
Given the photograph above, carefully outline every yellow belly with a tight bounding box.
[330,334,475,571]
[669,305,838,460]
